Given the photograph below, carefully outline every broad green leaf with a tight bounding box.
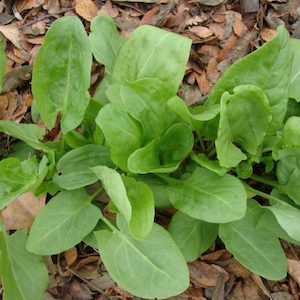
[26,189,101,255]
[277,154,300,204]
[0,34,6,91]
[120,78,180,142]
[110,25,192,95]
[96,103,142,171]
[168,211,218,262]
[283,116,300,147]
[167,96,220,132]
[53,144,113,190]
[93,74,111,105]
[122,176,154,239]
[216,85,272,168]
[289,38,300,102]
[191,153,228,176]
[206,26,292,136]
[32,16,92,133]
[257,210,300,245]
[0,156,48,210]
[63,130,89,149]
[162,167,247,223]
[128,123,193,174]
[89,15,125,74]
[0,225,48,300]
[0,120,51,152]
[92,166,132,222]
[219,201,286,280]
[95,223,189,299]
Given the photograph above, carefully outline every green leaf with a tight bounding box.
[219,201,286,280]
[120,78,180,142]
[53,144,113,190]
[92,166,132,222]
[32,16,92,133]
[283,116,300,148]
[0,156,48,210]
[93,74,111,105]
[289,38,300,102]
[0,120,51,152]
[0,225,48,300]
[162,167,247,223]
[167,96,220,132]
[216,85,272,168]
[110,25,192,95]
[0,34,6,91]
[191,153,228,176]
[26,189,101,255]
[96,103,142,171]
[95,222,189,299]
[206,26,292,136]
[122,176,154,239]
[168,211,218,262]
[128,123,194,174]
[89,15,125,74]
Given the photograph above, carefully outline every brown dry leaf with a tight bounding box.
[75,256,100,279]
[218,33,238,61]
[64,247,78,266]
[201,249,231,261]
[22,21,46,36]
[196,0,224,6]
[69,280,93,299]
[140,7,160,25]
[196,71,211,95]
[198,45,220,64]
[0,91,18,120]
[287,259,300,285]
[75,0,98,22]
[27,36,44,45]
[1,192,46,230]
[225,259,251,278]
[232,12,248,37]
[17,0,45,13]
[43,0,61,14]
[189,261,230,287]
[261,28,277,42]
[98,0,119,18]
[207,57,221,84]
[178,84,202,106]
[189,26,213,38]
[3,65,32,92]
[185,15,205,27]
[208,23,225,40]
[0,23,22,49]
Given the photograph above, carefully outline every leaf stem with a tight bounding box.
[244,184,281,204]
[88,187,104,202]
[250,174,279,188]
[100,216,117,232]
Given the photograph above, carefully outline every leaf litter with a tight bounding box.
[1,0,300,299]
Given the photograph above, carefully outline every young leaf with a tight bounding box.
[206,26,292,136]
[0,120,51,152]
[122,176,155,239]
[219,201,286,280]
[216,85,272,168]
[0,156,48,210]
[0,34,6,91]
[162,167,246,223]
[32,16,92,133]
[95,222,189,299]
[96,103,142,171]
[0,225,48,300]
[92,166,132,222]
[168,211,218,262]
[120,78,180,142]
[89,15,125,74]
[289,38,300,102]
[53,144,113,190]
[128,123,193,174]
[283,116,300,147]
[110,25,192,95]
[26,189,101,255]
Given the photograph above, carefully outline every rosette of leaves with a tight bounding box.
[0,14,300,299]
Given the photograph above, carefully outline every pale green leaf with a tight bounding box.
[289,38,300,102]
[26,189,101,255]
[168,211,218,262]
[32,16,92,133]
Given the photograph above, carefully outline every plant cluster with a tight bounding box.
[0,15,300,299]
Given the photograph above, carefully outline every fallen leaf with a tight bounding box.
[64,247,78,266]
[189,26,213,38]
[189,261,230,287]
[0,23,22,49]
[233,13,248,37]
[207,57,221,84]
[17,0,45,13]
[22,21,46,36]
[185,15,205,27]
[198,45,220,64]
[195,0,224,6]
[287,259,300,285]
[241,0,260,13]
[26,36,44,45]
[228,277,264,300]
[90,272,115,290]
[98,0,119,18]
[69,280,93,300]
[225,259,251,278]
[140,7,160,25]
[1,192,46,230]
[43,0,61,14]
[201,249,231,261]
[3,65,32,92]
[196,71,211,95]
[209,23,225,40]
[178,83,202,106]
[0,13,15,25]
[260,28,277,41]
[75,0,98,22]
[0,92,18,120]
[271,291,294,300]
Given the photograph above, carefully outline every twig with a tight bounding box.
[19,7,74,29]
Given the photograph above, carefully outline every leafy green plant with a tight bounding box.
[0,14,300,299]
